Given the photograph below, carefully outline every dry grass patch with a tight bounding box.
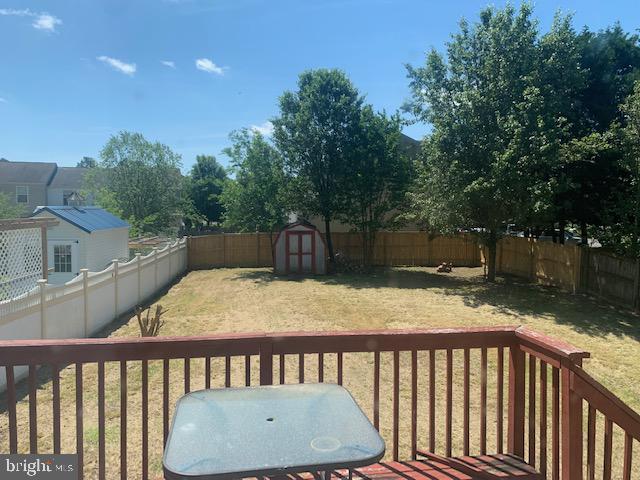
[1,267,639,479]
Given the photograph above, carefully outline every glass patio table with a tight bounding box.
[163,383,385,480]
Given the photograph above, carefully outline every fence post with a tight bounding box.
[561,364,583,480]
[153,248,159,289]
[38,279,47,339]
[256,232,260,267]
[507,345,525,458]
[425,233,431,266]
[223,234,228,268]
[81,269,89,337]
[112,259,119,318]
[136,253,142,305]
[168,243,173,279]
[529,238,536,282]
[633,257,640,310]
[259,340,273,385]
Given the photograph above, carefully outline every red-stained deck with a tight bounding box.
[264,455,541,480]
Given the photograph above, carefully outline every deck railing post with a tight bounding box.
[508,345,525,458]
[259,340,273,386]
[562,364,583,480]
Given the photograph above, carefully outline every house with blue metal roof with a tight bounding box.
[31,206,130,284]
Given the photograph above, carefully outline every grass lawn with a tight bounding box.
[2,267,639,479]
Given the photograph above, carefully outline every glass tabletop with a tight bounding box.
[163,383,385,479]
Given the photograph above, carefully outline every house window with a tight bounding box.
[15,186,29,204]
[54,245,72,273]
[63,190,75,205]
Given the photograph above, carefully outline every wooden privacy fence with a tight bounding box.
[496,237,640,309]
[187,232,482,270]
[188,232,640,309]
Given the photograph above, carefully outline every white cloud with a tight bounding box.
[0,8,31,15]
[0,98,6,103]
[161,60,175,68]
[195,58,226,75]
[0,9,62,32]
[250,121,274,136]
[32,14,62,32]
[97,56,137,76]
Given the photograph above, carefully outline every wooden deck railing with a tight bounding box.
[0,326,637,480]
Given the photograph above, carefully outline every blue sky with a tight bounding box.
[0,0,638,173]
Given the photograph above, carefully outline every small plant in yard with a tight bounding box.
[136,304,167,337]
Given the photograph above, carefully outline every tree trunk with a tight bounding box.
[559,219,566,245]
[325,217,335,266]
[486,229,498,282]
[581,221,588,245]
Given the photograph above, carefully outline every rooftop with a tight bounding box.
[0,160,57,184]
[48,166,89,189]
[32,205,129,233]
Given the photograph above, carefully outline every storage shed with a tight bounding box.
[31,206,130,284]
[274,220,327,275]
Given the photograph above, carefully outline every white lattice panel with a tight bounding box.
[0,227,42,300]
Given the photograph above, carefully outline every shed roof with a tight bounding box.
[49,167,88,189]
[32,206,129,233]
[0,160,57,184]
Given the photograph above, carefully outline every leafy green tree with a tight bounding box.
[407,4,555,281]
[220,129,287,237]
[554,131,624,244]
[273,69,364,264]
[340,108,412,266]
[0,192,25,218]
[578,25,640,132]
[85,131,184,235]
[545,24,640,242]
[601,81,640,257]
[189,155,227,225]
[76,157,97,168]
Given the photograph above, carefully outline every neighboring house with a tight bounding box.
[31,206,129,284]
[0,159,92,216]
[0,159,57,215]
[47,167,91,206]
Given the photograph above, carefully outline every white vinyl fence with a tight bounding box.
[0,238,187,389]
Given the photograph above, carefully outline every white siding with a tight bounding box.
[46,188,65,206]
[84,228,129,271]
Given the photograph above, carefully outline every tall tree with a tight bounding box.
[85,131,184,235]
[76,157,97,168]
[220,129,287,236]
[189,155,227,225]
[406,4,557,281]
[548,24,640,242]
[601,81,640,257]
[532,13,588,241]
[273,69,364,264]
[340,108,412,267]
